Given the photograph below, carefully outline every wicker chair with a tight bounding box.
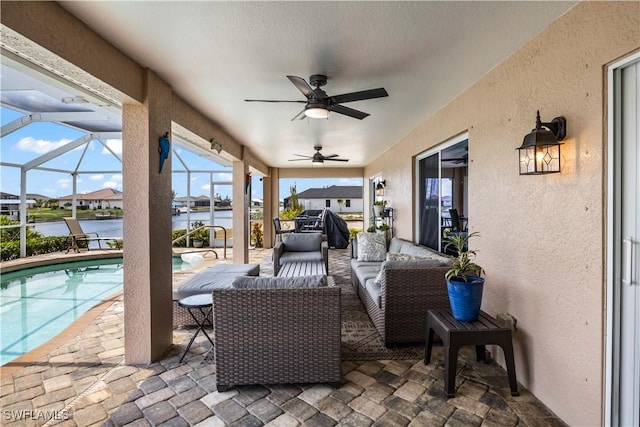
[211,284,341,391]
[273,233,329,276]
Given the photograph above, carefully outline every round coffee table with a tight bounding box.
[177,294,214,362]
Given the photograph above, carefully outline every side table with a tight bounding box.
[178,294,214,362]
[424,309,519,398]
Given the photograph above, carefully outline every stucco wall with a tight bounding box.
[365,2,639,425]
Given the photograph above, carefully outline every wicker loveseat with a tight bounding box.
[212,275,341,391]
[351,235,451,346]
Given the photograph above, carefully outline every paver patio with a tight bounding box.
[0,247,567,426]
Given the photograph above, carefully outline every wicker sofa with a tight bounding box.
[351,235,451,346]
[212,275,341,391]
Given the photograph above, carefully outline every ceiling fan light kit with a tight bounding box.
[245,74,388,121]
[305,106,329,119]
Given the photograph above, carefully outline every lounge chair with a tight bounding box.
[63,217,122,252]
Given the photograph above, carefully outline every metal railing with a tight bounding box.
[171,224,227,259]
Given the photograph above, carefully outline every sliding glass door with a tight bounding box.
[416,134,468,252]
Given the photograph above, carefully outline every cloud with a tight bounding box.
[90,174,104,181]
[213,173,232,182]
[100,139,122,155]
[191,176,198,182]
[103,174,122,190]
[15,137,73,154]
[57,178,72,188]
[201,184,210,191]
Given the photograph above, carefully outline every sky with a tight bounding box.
[0,106,362,201]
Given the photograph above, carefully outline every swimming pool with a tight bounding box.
[0,257,193,365]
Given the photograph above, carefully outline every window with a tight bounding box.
[325,199,331,207]
[346,199,351,207]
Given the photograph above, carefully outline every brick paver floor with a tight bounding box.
[0,247,567,426]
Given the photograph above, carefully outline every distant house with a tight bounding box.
[291,185,363,213]
[59,188,123,210]
[174,195,220,208]
[0,192,36,219]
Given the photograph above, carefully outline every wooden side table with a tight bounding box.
[178,294,214,362]
[424,309,519,398]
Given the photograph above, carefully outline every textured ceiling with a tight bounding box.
[59,1,576,168]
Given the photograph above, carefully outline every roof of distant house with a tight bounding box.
[59,188,123,201]
[296,185,362,199]
[27,193,51,200]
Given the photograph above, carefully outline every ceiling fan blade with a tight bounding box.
[287,75,314,98]
[291,154,313,158]
[330,104,369,120]
[288,158,311,161]
[291,108,307,121]
[329,88,388,104]
[244,99,306,103]
[322,154,339,158]
[324,158,349,162]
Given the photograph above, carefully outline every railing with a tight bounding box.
[171,224,227,259]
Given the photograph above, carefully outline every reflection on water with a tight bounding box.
[31,210,233,237]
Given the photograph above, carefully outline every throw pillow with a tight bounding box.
[357,232,387,262]
[386,252,429,262]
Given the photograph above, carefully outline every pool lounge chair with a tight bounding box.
[63,217,122,252]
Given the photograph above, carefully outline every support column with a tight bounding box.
[122,70,173,364]
[232,160,249,263]
[264,168,279,248]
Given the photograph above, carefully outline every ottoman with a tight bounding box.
[173,263,259,327]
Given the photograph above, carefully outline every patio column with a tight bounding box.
[232,160,249,263]
[122,70,173,364]
[264,168,279,248]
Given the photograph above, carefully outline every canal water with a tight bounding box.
[31,211,233,237]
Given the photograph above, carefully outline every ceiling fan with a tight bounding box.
[245,74,388,120]
[289,145,349,164]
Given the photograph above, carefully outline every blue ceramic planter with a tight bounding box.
[446,275,485,322]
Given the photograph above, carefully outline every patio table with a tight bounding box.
[177,294,214,362]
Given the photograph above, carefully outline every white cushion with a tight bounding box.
[356,232,387,262]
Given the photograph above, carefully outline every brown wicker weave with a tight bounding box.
[351,241,450,346]
[212,286,342,391]
[173,301,211,329]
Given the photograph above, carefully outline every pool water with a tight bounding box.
[0,257,192,366]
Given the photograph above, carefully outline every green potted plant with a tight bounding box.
[443,230,485,321]
[373,200,387,217]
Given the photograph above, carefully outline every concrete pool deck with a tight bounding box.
[0,248,567,426]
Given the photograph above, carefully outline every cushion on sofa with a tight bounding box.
[352,262,381,287]
[388,237,416,254]
[282,233,322,252]
[365,278,383,308]
[232,275,327,289]
[279,251,324,264]
[386,253,428,262]
[356,232,387,261]
[173,263,261,300]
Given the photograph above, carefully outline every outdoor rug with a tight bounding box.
[203,247,424,364]
[339,283,424,361]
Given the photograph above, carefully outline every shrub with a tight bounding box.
[279,206,304,220]
[251,222,263,248]
[1,236,69,261]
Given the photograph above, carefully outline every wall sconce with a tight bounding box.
[376,180,386,196]
[210,138,223,154]
[517,111,567,175]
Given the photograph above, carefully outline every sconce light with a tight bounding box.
[210,138,223,154]
[517,111,567,175]
[376,180,386,196]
